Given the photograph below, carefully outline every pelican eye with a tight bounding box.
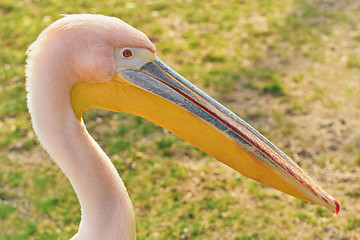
[122,49,133,58]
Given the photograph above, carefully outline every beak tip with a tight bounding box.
[332,197,340,216]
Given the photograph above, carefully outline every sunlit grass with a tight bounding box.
[0,204,15,219]
[346,57,360,69]
[1,0,359,239]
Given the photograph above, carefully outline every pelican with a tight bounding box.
[25,14,339,239]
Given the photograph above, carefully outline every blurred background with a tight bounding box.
[0,0,359,239]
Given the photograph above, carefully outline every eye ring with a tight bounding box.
[122,49,133,58]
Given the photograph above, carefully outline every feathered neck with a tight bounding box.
[25,27,136,240]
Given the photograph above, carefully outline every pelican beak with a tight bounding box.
[71,57,339,215]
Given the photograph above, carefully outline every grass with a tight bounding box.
[0,204,15,219]
[346,57,360,69]
[1,0,360,239]
[355,154,360,165]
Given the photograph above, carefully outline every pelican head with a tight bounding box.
[26,13,338,239]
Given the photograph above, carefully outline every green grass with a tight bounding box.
[0,204,15,219]
[346,215,360,231]
[1,0,359,239]
[354,154,360,165]
[346,57,360,69]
